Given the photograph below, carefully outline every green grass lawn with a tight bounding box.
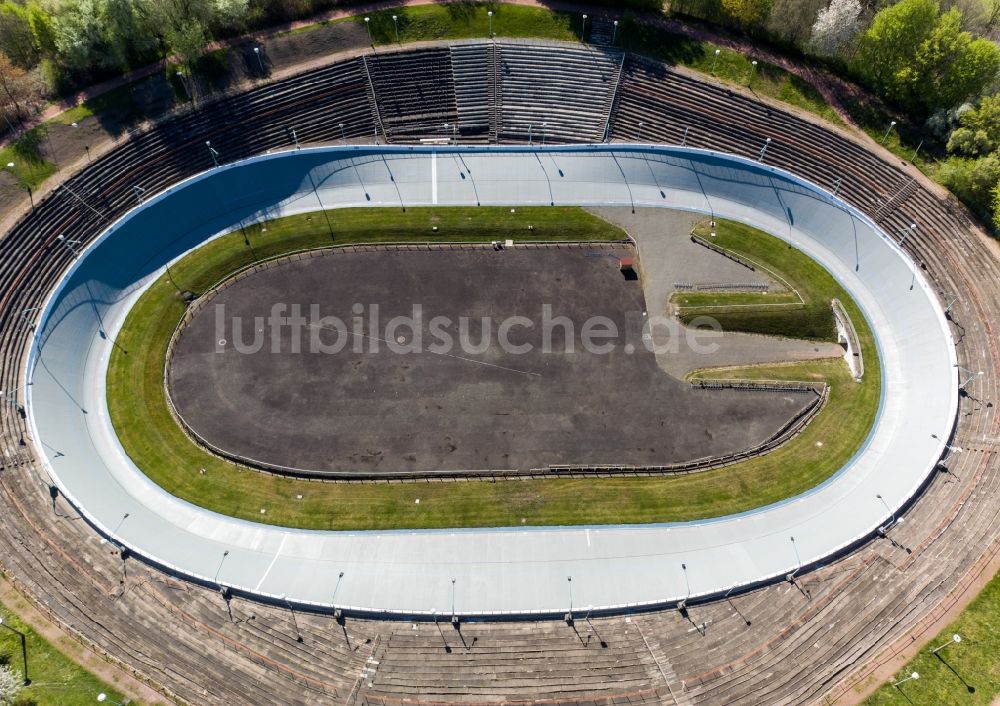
[0,601,134,706]
[107,206,880,531]
[861,567,1000,706]
[673,220,841,341]
[0,127,56,191]
[362,4,579,44]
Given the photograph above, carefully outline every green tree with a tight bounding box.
[721,0,773,28]
[993,179,1000,232]
[0,1,39,67]
[948,94,1000,156]
[101,0,159,70]
[853,0,939,97]
[910,9,1000,110]
[854,0,1000,114]
[48,0,106,73]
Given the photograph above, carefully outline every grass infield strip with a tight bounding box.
[107,207,880,531]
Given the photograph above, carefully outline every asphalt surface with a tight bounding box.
[169,247,812,475]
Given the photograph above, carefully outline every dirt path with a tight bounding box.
[0,576,171,705]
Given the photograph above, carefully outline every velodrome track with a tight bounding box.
[27,145,956,616]
[0,41,997,705]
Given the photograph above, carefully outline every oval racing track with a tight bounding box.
[27,145,957,617]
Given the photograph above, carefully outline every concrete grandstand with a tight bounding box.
[0,40,996,706]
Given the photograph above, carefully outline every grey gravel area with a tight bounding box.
[590,207,844,377]
[169,247,811,475]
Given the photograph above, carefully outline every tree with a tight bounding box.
[765,0,827,46]
[909,9,1000,110]
[721,0,773,28]
[101,0,159,70]
[0,1,39,67]
[854,0,1000,114]
[48,0,106,73]
[809,0,863,56]
[853,0,939,92]
[0,51,33,121]
[993,179,1000,232]
[0,664,22,706]
[209,0,251,33]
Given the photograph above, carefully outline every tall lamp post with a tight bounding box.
[930,633,961,654]
[0,615,30,685]
[4,162,34,209]
[612,20,619,46]
[487,10,493,37]
[711,48,721,75]
[96,693,124,705]
[392,15,399,42]
[253,46,264,74]
[748,59,758,87]
[881,120,897,145]
[581,14,587,41]
[364,16,372,46]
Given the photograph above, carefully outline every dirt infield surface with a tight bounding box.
[168,246,811,476]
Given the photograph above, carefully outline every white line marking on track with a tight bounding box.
[431,151,438,204]
[255,534,288,590]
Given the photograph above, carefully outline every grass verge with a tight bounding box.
[0,127,56,191]
[861,567,1000,705]
[0,599,134,706]
[672,220,839,341]
[107,206,880,531]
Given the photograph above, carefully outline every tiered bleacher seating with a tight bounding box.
[496,41,624,143]
[449,42,492,142]
[365,48,458,142]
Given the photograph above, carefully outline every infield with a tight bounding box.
[167,246,811,476]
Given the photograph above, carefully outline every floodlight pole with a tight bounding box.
[881,120,897,145]
[909,140,923,163]
[581,14,587,41]
[748,60,758,87]
[176,70,190,100]
[612,20,619,46]
[96,693,124,705]
[0,615,29,685]
[956,365,984,390]
[711,48,721,74]
[56,233,81,257]
[893,672,919,688]
[898,223,916,248]
[392,15,399,42]
[875,493,897,524]
[487,10,493,37]
[364,17,372,47]
[206,140,219,167]
[339,122,346,144]
[5,162,34,209]
[332,570,345,619]
[930,633,961,654]
[253,46,264,74]
[565,576,573,624]
[758,137,771,162]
